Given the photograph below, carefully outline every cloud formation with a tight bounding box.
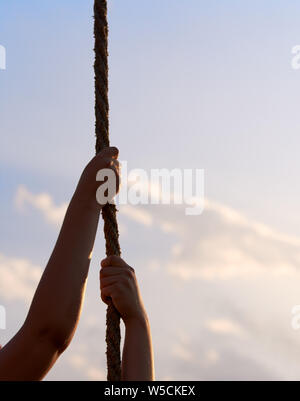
[141,199,300,281]
[0,253,41,303]
[15,186,68,226]
[6,186,300,380]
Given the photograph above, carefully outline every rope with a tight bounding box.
[94,0,122,381]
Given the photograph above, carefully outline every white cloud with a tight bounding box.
[14,186,154,230]
[0,253,42,303]
[126,201,300,379]
[205,318,244,336]
[68,353,106,381]
[145,200,300,281]
[15,185,68,226]
[205,199,300,246]
[121,204,153,226]
[7,186,300,380]
[205,349,220,364]
[171,343,193,362]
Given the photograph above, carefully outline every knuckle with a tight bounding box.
[106,255,118,266]
[99,278,106,288]
[120,275,131,285]
[125,277,132,287]
[124,268,134,279]
[112,160,120,169]
[106,255,115,265]
[105,256,112,265]
[110,146,119,154]
[102,157,112,166]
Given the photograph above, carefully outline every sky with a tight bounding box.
[1,0,300,380]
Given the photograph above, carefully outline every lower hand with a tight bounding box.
[100,256,147,326]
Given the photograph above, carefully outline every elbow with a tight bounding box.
[23,322,74,355]
[39,326,72,354]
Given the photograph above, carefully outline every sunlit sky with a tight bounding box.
[1,0,300,380]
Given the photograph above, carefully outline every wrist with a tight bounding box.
[124,311,149,329]
[71,187,102,214]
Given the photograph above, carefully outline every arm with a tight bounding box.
[100,255,155,381]
[0,146,119,381]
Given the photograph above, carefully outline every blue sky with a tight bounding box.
[1,0,300,380]
[2,0,300,234]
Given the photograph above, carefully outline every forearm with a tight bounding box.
[23,191,100,350]
[122,315,155,381]
[0,192,101,380]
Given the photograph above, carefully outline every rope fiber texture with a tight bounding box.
[94,0,122,382]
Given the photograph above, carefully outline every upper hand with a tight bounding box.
[74,146,120,210]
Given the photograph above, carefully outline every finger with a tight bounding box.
[101,255,131,268]
[87,154,115,174]
[108,160,121,189]
[100,276,120,289]
[100,158,119,169]
[100,266,134,279]
[109,159,120,171]
[101,284,117,305]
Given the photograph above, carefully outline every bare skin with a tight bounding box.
[0,146,120,381]
[100,255,155,381]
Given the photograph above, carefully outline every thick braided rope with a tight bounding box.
[94,0,122,382]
